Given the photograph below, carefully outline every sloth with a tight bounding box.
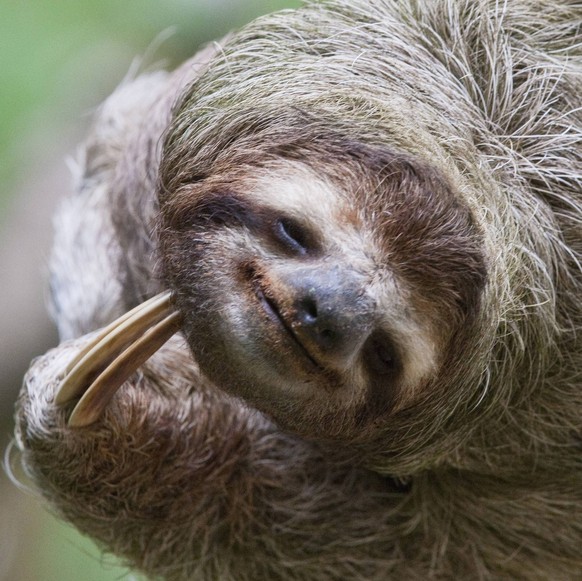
[13,0,582,579]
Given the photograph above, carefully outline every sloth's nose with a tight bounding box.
[286,266,375,365]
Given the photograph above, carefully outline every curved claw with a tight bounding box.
[55,291,183,427]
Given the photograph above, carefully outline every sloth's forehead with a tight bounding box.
[251,163,341,222]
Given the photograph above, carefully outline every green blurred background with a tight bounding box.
[0,1,299,580]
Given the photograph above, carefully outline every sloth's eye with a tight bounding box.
[363,333,400,377]
[274,217,311,255]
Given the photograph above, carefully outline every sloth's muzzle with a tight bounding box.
[55,291,182,427]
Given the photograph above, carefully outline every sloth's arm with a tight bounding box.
[15,333,402,580]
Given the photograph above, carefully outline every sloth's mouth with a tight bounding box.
[250,275,322,373]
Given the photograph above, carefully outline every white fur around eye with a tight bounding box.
[252,164,340,228]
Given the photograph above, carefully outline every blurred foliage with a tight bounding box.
[30,518,143,581]
[1,1,299,579]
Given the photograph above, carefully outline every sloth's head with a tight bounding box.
[159,121,487,441]
[55,10,501,447]
[42,0,580,476]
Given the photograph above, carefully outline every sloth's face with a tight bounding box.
[161,156,485,439]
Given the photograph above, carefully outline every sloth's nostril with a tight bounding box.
[299,297,318,322]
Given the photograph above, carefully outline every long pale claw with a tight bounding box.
[67,311,182,427]
[55,291,183,427]
[60,293,169,381]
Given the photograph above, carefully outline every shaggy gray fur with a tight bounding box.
[14,0,582,579]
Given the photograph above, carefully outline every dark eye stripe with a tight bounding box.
[195,192,258,228]
[175,190,321,257]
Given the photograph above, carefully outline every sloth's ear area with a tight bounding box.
[55,291,182,427]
